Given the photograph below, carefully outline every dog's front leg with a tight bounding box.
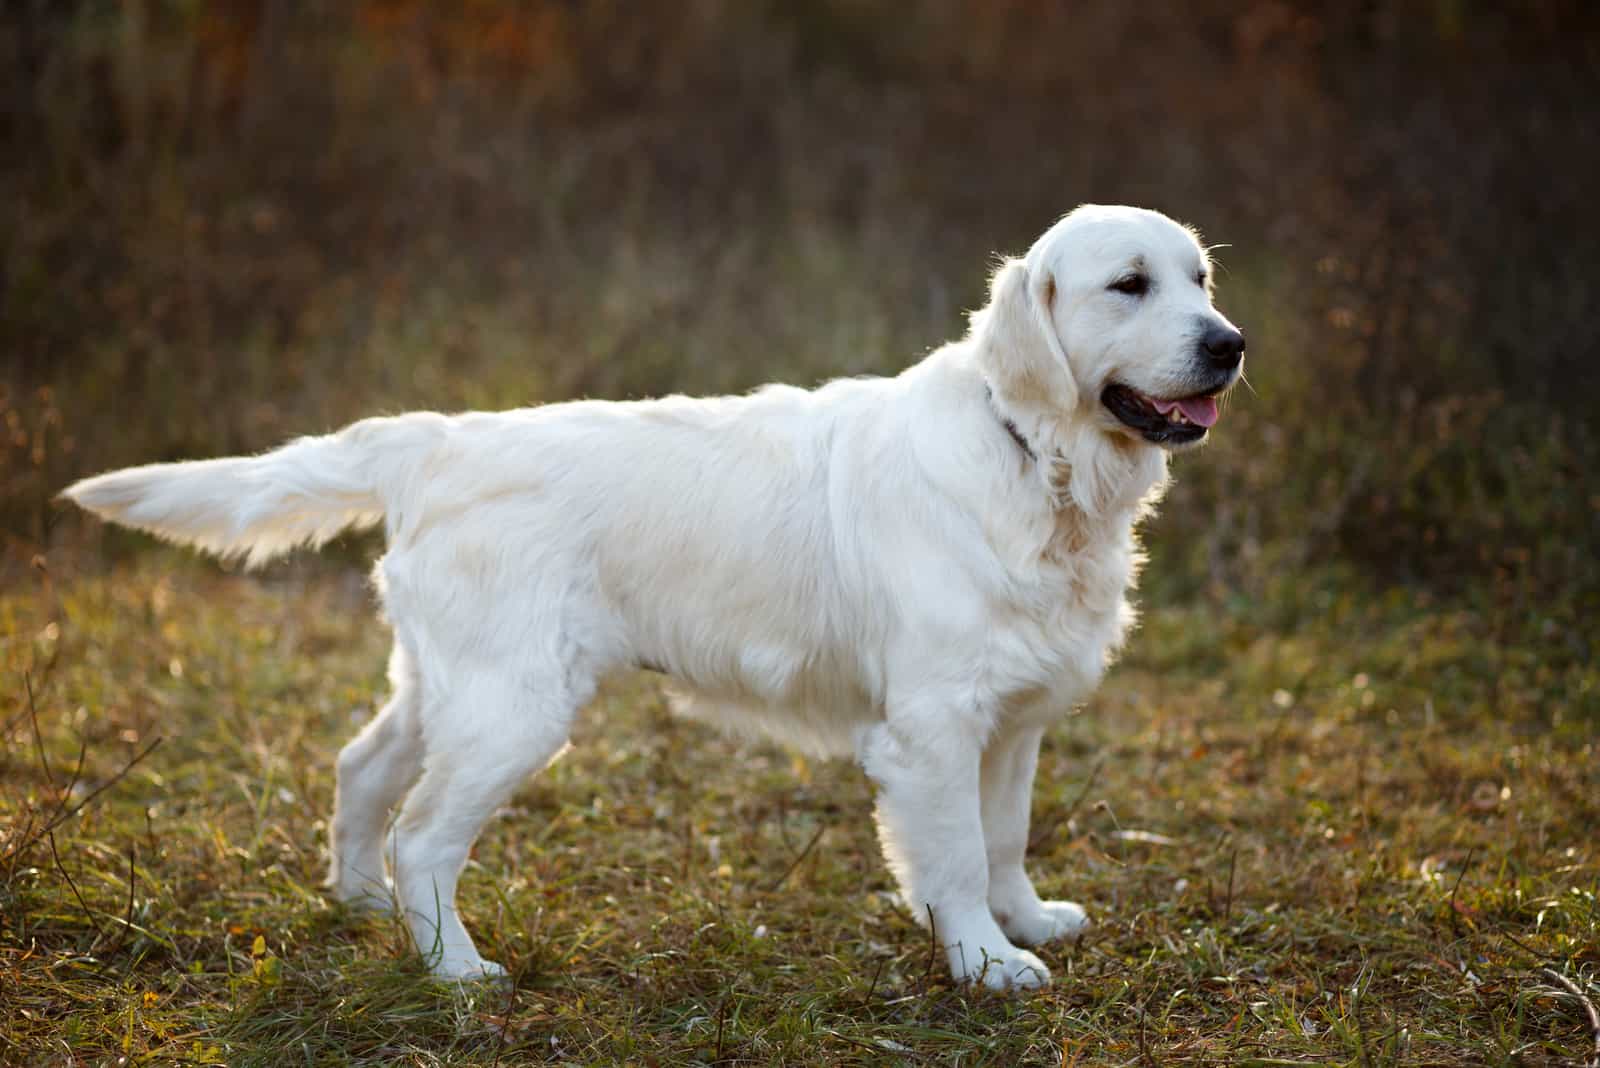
[857,718,1051,990]
[981,726,1089,946]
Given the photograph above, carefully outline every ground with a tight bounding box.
[1,552,1595,1066]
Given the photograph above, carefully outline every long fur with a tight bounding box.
[63,204,1242,990]
[60,418,426,566]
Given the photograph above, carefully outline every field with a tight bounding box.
[2,539,1595,1064]
[3,3,1599,1065]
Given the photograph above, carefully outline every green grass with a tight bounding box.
[2,552,1595,1065]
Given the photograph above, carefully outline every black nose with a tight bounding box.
[1201,324,1246,369]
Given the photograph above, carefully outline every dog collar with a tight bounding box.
[985,384,1036,463]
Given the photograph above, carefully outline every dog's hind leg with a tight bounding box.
[387,664,586,980]
[981,726,1088,946]
[327,642,424,912]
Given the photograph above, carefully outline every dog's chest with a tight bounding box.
[987,526,1139,718]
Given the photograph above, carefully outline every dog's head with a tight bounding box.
[978,205,1244,452]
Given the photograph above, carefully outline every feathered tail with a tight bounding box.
[61,415,440,567]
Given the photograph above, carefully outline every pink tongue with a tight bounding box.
[1153,395,1219,428]
[1178,395,1219,427]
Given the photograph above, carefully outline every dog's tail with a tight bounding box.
[61,414,443,567]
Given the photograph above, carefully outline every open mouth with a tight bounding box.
[1101,383,1224,447]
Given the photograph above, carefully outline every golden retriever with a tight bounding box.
[64,204,1244,989]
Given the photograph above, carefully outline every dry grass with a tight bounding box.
[1,550,1594,1065]
[3,8,1598,1063]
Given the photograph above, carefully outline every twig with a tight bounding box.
[1028,757,1104,853]
[922,903,939,988]
[713,989,730,1063]
[763,822,827,893]
[862,955,888,1008]
[1496,927,1568,966]
[106,842,137,960]
[1223,847,1238,924]
[0,700,35,746]
[1061,756,1104,819]
[1540,968,1600,1068]
[11,677,84,846]
[3,736,163,864]
[1446,845,1476,937]
[25,672,54,789]
[60,739,89,814]
[2,665,45,741]
[46,830,105,941]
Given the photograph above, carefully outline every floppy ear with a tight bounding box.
[973,258,1079,417]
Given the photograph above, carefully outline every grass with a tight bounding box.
[4,8,1597,1062]
[2,548,1595,1066]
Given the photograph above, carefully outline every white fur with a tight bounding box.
[63,205,1241,990]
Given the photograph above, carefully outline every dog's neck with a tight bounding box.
[985,379,1169,528]
[1055,425,1170,525]
[985,384,1037,462]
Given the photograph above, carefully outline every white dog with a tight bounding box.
[64,205,1244,990]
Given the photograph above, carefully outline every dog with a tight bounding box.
[64,204,1244,990]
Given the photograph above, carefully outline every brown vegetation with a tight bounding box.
[1,3,1596,1063]
[4,2,1597,593]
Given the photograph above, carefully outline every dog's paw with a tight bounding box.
[996,899,1088,946]
[935,907,1053,991]
[335,889,397,916]
[955,945,1052,991]
[432,956,509,984]
[329,877,397,916]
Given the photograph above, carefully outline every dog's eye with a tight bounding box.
[1196,270,1208,288]
[1108,274,1148,297]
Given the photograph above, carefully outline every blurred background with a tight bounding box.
[3,0,1597,630]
